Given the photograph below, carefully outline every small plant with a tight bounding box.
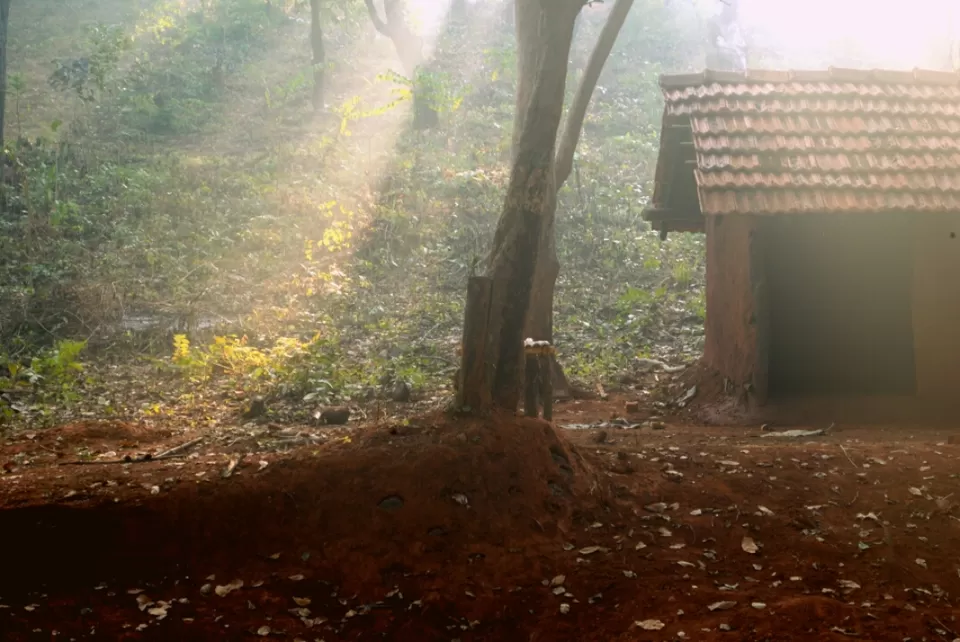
[171,333,312,392]
[10,339,91,404]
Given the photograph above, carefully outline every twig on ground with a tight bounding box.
[931,616,956,640]
[154,436,205,459]
[59,436,205,466]
[59,454,187,466]
[840,444,859,469]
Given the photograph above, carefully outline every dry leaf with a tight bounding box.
[636,619,665,630]
[741,537,759,554]
[560,603,570,614]
[257,625,271,636]
[293,597,311,607]
[214,580,243,597]
[708,600,737,611]
[579,546,602,555]
[550,575,565,587]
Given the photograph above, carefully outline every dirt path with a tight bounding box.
[2,404,960,641]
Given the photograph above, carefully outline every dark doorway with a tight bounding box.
[762,214,916,396]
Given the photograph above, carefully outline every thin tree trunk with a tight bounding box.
[363,0,439,129]
[525,0,635,397]
[309,0,325,111]
[485,0,582,411]
[0,0,10,152]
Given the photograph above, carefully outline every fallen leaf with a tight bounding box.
[258,460,269,471]
[916,558,928,569]
[757,506,774,516]
[708,601,737,611]
[908,487,923,497]
[288,574,305,582]
[636,619,665,630]
[560,603,571,614]
[741,537,759,554]
[214,580,243,597]
[751,602,766,609]
[293,597,311,607]
[257,625,271,636]
[550,575,565,587]
[579,546,603,555]
[838,580,861,593]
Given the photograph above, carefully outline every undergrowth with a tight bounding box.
[0,0,708,427]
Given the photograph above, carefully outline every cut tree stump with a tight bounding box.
[523,340,555,420]
[524,351,540,417]
[456,276,493,412]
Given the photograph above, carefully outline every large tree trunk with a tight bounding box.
[0,0,10,152]
[309,0,325,111]
[525,0,635,398]
[485,0,582,411]
[363,0,439,129]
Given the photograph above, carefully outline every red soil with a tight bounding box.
[3,408,960,641]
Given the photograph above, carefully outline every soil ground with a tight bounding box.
[3,398,960,641]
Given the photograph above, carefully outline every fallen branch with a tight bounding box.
[154,436,205,459]
[58,437,205,467]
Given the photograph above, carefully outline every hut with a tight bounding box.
[644,68,960,404]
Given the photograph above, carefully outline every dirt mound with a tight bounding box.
[0,413,605,595]
[7,411,960,640]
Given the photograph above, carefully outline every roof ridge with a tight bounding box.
[659,68,960,90]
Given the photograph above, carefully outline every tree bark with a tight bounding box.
[363,0,439,129]
[309,0,325,111]
[485,0,582,411]
[0,0,10,152]
[525,0,635,398]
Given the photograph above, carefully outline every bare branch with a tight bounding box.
[555,0,635,188]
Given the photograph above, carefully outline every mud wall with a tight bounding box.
[912,214,960,399]
[703,215,759,387]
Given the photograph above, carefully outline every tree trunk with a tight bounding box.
[484,0,582,411]
[525,0,635,398]
[0,0,10,152]
[363,0,439,129]
[309,0,325,111]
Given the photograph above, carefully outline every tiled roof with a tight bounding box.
[646,68,960,226]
